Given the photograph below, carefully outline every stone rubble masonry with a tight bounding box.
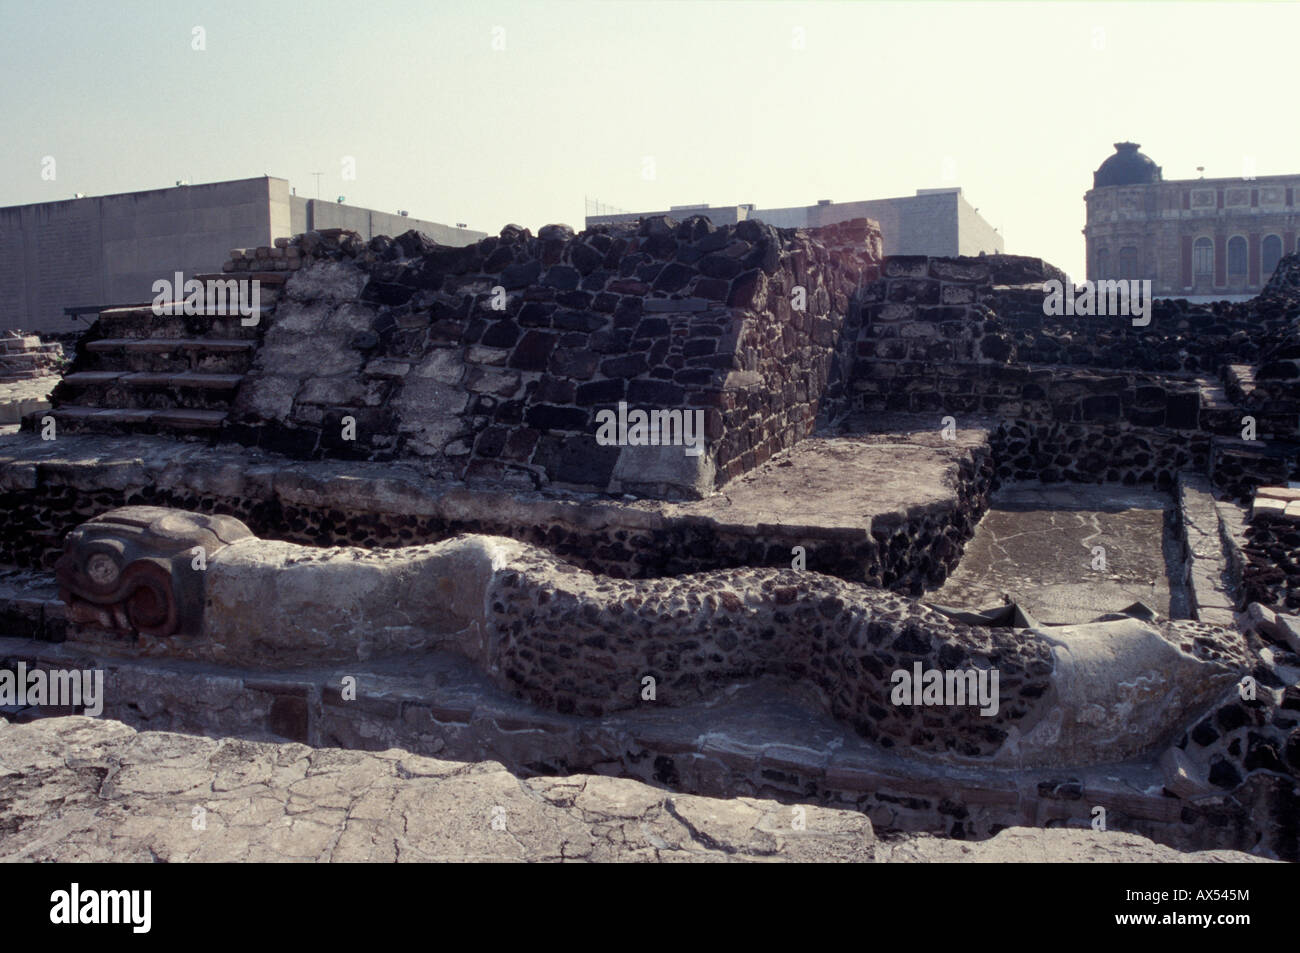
[0,717,1270,863]
[1243,484,1300,612]
[227,217,882,499]
[42,226,1300,506]
[0,429,991,595]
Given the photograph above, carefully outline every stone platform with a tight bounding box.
[0,717,1268,863]
[934,483,1186,624]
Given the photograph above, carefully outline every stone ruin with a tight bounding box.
[3,215,1300,861]
[0,329,62,426]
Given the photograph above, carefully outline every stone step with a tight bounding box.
[79,337,255,378]
[1197,381,1247,436]
[152,408,228,429]
[85,337,258,355]
[63,371,243,390]
[1224,364,1257,405]
[94,304,273,341]
[1209,436,1300,502]
[60,371,126,386]
[97,302,273,319]
[30,406,228,434]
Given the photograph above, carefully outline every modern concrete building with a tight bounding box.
[585,188,1005,258]
[0,176,485,333]
[1084,142,1300,301]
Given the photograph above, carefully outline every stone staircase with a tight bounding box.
[1197,375,1300,500]
[24,273,284,438]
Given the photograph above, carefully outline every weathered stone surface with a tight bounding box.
[0,717,1267,863]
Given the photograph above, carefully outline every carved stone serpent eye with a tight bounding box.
[85,553,120,587]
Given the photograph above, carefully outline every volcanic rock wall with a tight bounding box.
[229,219,880,498]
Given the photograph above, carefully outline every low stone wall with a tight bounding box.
[1242,488,1300,611]
[0,431,991,594]
[991,419,1211,489]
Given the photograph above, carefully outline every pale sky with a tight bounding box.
[2,0,1297,278]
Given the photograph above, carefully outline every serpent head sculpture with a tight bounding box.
[55,506,253,638]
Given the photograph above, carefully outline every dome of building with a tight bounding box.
[1093,142,1162,188]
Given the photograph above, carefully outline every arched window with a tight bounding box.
[1193,238,1213,277]
[1263,234,1283,278]
[1095,248,1109,279]
[1118,246,1139,277]
[1227,236,1248,277]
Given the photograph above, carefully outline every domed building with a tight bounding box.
[1093,142,1163,189]
[1083,142,1300,300]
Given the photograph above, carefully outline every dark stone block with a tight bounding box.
[654,262,696,293]
[483,245,515,271]
[1135,385,1166,406]
[475,426,510,458]
[501,427,539,462]
[627,379,685,405]
[361,281,415,307]
[495,399,524,424]
[1165,392,1199,429]
[535,377,575,404]
[1217,703,1249,731]
[570,242,604,275]
[600,354,650,378]
[637,261,665,283]
[613,298,643,326]
[556,290,592,309]
[590,329,633,354]
[580,270,613,292]
[1129,407,1166,427]
[518,301,555,327]
[693,277,729,301]
[673,367,714,385]
[508,330,557,370]
[695,229,729,253]
[543,265,581,291]
[481,320,521,349]
[728,270,763,309]
[575,379,625,404]
[1259,360,1300,380]
[525,403,589,432]
[1207,757,1242,790]
[698,254,742,280]
[635,317,669,339]
[533,433,620,488]
[549,347,600,379]
[643,234,677,258]
[501,259,542,290]
[608,278,650,295]
[1081,394,1122,421]
[554,310,607,332]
